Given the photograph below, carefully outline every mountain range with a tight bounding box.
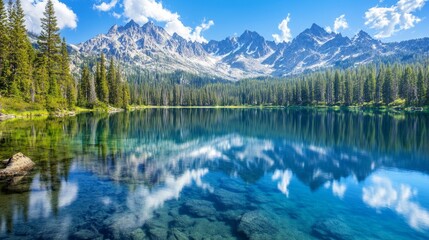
[67,20,429,80]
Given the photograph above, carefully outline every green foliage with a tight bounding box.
[388,98,406,107]
[119,61,429,108]
[0,0,75,114]
[96,53,109,103]
[38,0,61,97]
[0,97,45,114]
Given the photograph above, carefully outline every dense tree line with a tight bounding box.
[1,0,427,110]
[0,0,75,111]
[77,54,130,109]
[125,61,429,107]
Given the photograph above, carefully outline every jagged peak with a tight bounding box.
[108,24,119,34]
[124,19,140,29]
[239,30,264,42]
[354,30,373,40]
[310,23,325,32]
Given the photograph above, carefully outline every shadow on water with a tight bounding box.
[0,108,428,238]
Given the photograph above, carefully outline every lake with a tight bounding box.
[0,109,429,239]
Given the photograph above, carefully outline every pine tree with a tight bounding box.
[78,65,90,107]
[344,73,353,105]
[383,67,394,104]
[38,0,62,97]
[96,53,109,103]
[416,68,425,106]
[60,38,75,108]
[0,0,8,93]
[107,58,117,106]
[404,66,417,105]
[364,71,376,103]
[8,0,31,99]
[333,71,342,104]
[33,55,49,103]
[121,82,129,109]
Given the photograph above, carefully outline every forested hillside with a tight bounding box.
[122,62,429,107]
[0,0,428,114]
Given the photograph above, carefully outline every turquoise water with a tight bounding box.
[0,109,429,239]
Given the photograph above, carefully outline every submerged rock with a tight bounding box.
[181,199,217,218]
[238,211,279,240]
[212,188,247,208]
[311,218,354,240]
[130,228,146,240]
[0,153,35,179]
[71,229,102,240]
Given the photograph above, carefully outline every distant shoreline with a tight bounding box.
[1,104,428,122]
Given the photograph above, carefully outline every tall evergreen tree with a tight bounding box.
[416,68,425,106]
[96,53,109,103]
[60,38,75,108]
[383,67,394,104]
[78,65,90,107]
[107,58,118,105]
[333,71,342,104]
[364,71,376,103]
[8,0,31,99]
[38,0,62,97]
[33,55,49,103]
[0,0,8,93]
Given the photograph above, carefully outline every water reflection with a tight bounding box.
[0,109,428,238]
[363,175,429,230]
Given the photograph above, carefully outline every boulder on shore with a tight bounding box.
[0,153,35,179]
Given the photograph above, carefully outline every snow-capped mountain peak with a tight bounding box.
[71,21,429,80]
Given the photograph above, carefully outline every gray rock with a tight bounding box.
[147,227,167,240]
[219,179,248,193]
[0,153,35,179]
[311,218,354,240]
[212,189,247,208]
[238,211,278,240]
[168,229,188,240]
[130,228,146,240]
[72,229,101,240]
[182,199,217,218]
[170,215,195,229]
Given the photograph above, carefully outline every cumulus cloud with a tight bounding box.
[119,0,214,43]
[363,176,429,230]
[272,169,293,197]
[325,15,349,33]
[112,12,121,19]
[334,15,349,32]
[22,0,78,34]
[272,14,292,43]
[365,0,426,38]
[93,0,118,12]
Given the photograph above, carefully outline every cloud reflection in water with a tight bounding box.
[363,176,429,230]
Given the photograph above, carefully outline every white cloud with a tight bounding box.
[272,169,293,197]
[334,14,349,32]
[93,0,118,12]
[325,15,349,33]
[22,0,78,34]
[363,176,429,230]
[119,0,214,43]
[365,0,426,38]
[272,14,292,43]
[332,181,347,199]
[112,12,121,19]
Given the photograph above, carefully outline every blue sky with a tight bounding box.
[20,0,429,44]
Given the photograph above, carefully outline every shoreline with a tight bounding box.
[1,105,428,122]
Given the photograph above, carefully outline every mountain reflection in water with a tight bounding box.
[0,109,428,239]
